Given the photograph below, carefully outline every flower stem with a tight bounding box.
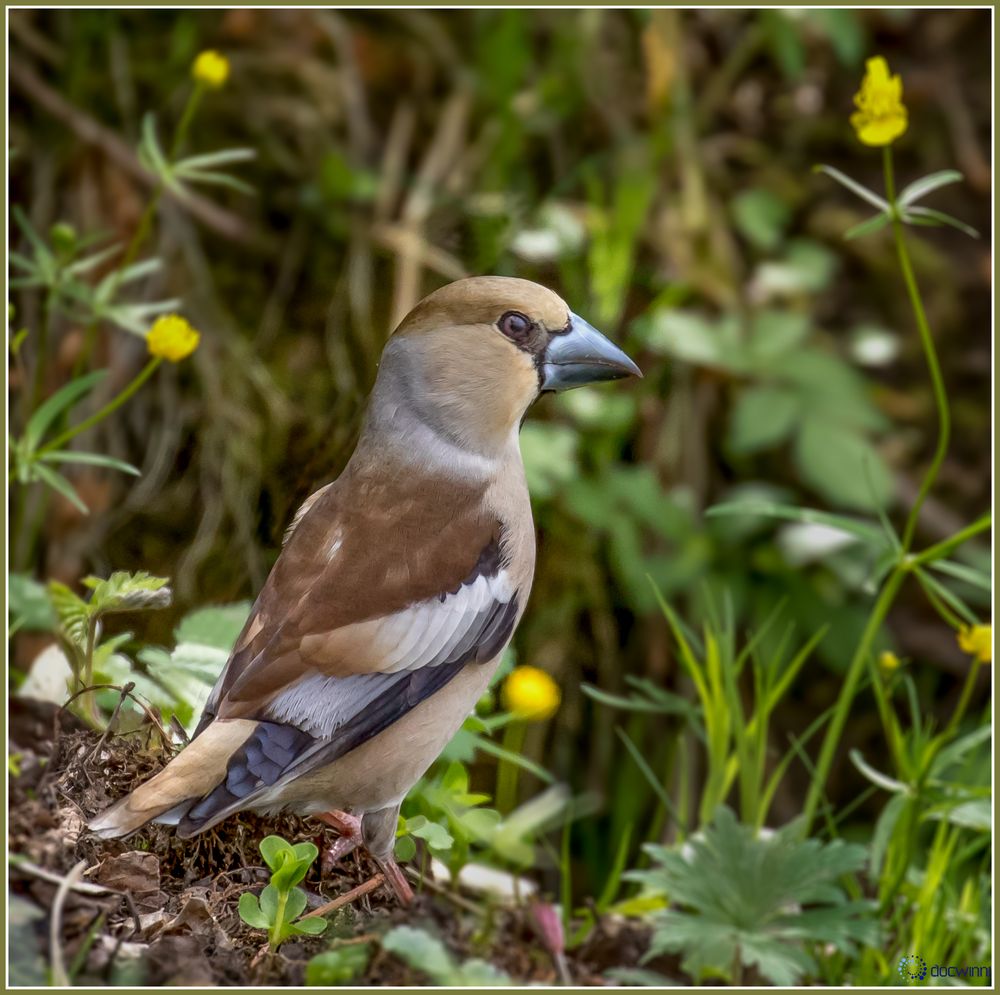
[38,357,162,456]
[943,659,985,739]
[802,566,906,832]
[802,147,955,836]
[496,721,527,814]
[883,147,952,553]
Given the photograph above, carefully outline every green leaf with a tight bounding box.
[39,450,140,475]
[928,558,991,594]
[634,807,875,985]
[259,835,295,874]
[814,164,891,212]
[259,884,280,922]
[238,892,269,929]
[843,213,891,241]
[902,205,979,238]
[305,944,371,986]
[898,169,964,207]
[32,462,89,513]
[83,571,171,615]
[794,418,892,511]
[291,841,320,867]
[282,888,308,923]
[175,602,252,649]
[47,581,90,650]
[748,311,811,361]
[381,926,511,986]
[394,835,417,861]
[9,574,57,632]
[636,310,743,370]
[382,926,456,981]
[24,370,107,451]
[728,386,800,454]
[292,915,329,936]
[409,818,454,851]
[706,500,887,546]
[732,189,791,251]
[849,749,909,795]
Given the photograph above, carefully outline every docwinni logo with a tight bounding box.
[898,954,991,982]
[899,955,927,982]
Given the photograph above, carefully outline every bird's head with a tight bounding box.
[376,276,641,458]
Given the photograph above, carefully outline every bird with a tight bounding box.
[88,276,641,903]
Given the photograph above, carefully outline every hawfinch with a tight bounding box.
[89,276,641,902]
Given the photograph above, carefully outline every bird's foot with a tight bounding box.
[316,809,413,904]
[373,853,414,905]
[317,810,363,873]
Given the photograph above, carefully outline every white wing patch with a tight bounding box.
[265,569,515,738]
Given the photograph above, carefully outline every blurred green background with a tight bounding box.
[9,7,991,897]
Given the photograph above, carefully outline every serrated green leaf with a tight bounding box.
[636,807,874,985]
[83,571,171,615]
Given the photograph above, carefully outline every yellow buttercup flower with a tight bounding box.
[503,666,561,721]
[850,56,907,147]
[192,50,230,89]
[957,624,992,664]
[879,650,901,673]
[147,315,201,362]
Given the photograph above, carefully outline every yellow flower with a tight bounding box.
[957,624,992,664]
[879,650,901,672]
[850,56,907,147]
[192,50,230,89]
[502,666,560,721]
[146,315,201,362]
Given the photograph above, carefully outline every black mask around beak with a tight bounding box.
[540,313,642,391]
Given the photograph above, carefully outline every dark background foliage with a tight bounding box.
[10,8,991,897]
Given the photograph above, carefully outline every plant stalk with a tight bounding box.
[38,357,161,456]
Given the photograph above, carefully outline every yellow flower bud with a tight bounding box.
[192,50,230,89]
[850,56,907,147]
[146,314,201,362]
[502,666,560,722]
[879,650,901,672]
[957,624,992,664]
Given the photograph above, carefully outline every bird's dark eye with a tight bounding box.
[499,311,532,342]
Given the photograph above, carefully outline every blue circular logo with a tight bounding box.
[899,955,927,982]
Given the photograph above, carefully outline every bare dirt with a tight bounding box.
[9,700,663,986]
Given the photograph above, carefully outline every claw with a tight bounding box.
[317,810,363,875]
[315,809,412,904]
[375,855,414,905]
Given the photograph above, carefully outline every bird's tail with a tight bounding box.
[87,718,257,839]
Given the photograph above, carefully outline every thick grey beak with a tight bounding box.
[540,313,642,391]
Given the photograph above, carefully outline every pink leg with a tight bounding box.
[374,854,414,905]
[315,808,414,905]
[317,810,363,873]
